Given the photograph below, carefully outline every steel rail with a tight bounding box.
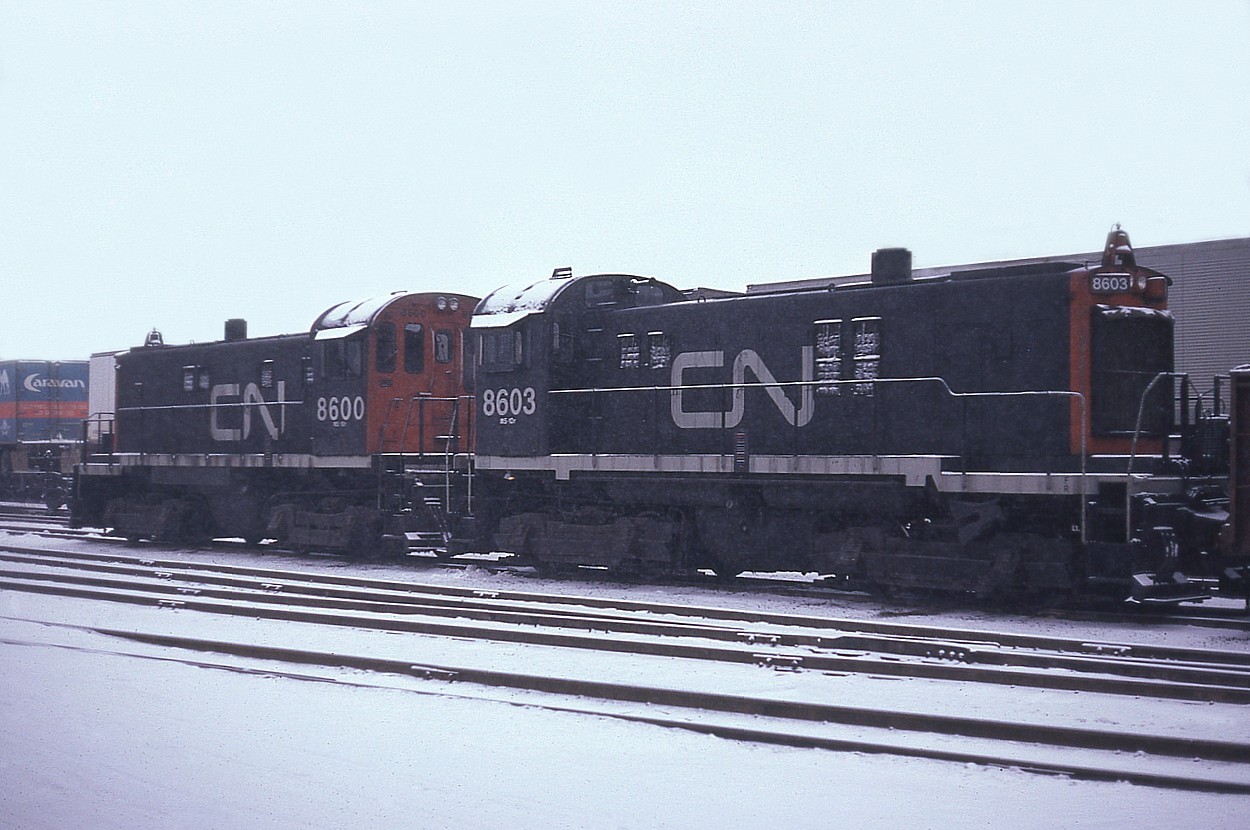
[5,558,1250,704]
[5,540,1250,662]
[4,548,1250,685]
[47,626,1250,795]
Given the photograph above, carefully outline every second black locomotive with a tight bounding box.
[463,228,1240,600]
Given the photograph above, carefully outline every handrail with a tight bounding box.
[1125,371,1182,542]
[378,397,402,452]
[79,412,117,463]
[399,395,425,455]
[443,396,460,510]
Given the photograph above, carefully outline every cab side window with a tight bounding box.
[404,323,425,374]
[376,322,397,373]
[478,329,524,372]
[323,337,364,380]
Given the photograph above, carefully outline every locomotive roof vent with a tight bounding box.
[871,247,912,285]
[551,266,573,280]
[224,318,248,341]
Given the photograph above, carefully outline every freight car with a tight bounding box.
[0,360,87,507]
[73,292,477,553]
[463,229,1245,602]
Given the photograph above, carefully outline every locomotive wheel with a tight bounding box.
[44,489,67,512]
[707,561,746,580]
[811,526,886,589]
[695,506,757,578]
[342,506,383,559]
[705,540,751,578]
[159,498,214,545]
[264,503,298,544]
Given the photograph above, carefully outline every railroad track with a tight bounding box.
[1055,600,1250,630]
[0,505,69,522]
[3,539,1250,793]
[6,514,1250,633]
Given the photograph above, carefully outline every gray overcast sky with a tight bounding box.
[2,1,1248,360]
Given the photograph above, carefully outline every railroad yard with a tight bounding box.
[6,3,1249,828]
[3,511,1249,828]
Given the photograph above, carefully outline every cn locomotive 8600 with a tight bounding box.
[465,229,1245,601]
[74,292,477,553]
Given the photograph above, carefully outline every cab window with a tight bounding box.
[376,322,397,373]
[404,323,425,374]
[434,330,453,364]
[478,329,524,372]
[323,337,364,380]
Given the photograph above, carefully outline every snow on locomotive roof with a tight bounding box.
[312,293,406,332]
[313,323,368,340]
[473,272,663,328]
[473,274,579,328]
[310,290,474,334]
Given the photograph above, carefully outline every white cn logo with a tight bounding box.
[669,348,814,429]
[210,382,287,441]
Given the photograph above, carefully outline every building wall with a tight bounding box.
[1132,238,1250,394]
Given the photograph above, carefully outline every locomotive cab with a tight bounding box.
[310,292,477,456]
[471,270,686,460]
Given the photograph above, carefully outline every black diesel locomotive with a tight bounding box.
[74,292,477,553]
[465,229,1245,601]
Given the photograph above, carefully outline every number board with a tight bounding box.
[1090,273,1134,294]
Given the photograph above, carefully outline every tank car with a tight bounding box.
[463,229,1245,602]
[73,291,477,554]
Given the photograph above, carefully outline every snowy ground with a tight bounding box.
[3,535,1249,828]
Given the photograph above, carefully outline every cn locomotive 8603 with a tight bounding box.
[464,229,1245,601]
[74,292,477,553]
